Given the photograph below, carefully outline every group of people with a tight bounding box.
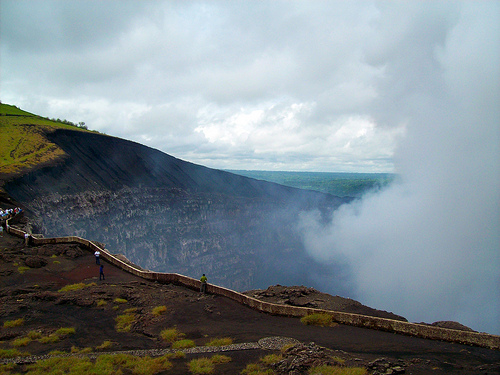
[0,207,22,219]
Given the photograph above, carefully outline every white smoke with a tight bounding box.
[299,2,500,334]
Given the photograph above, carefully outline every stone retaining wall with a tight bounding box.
[4,217,499,350]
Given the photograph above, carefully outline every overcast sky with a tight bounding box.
[2,1,499,334]
[3,0,494,172]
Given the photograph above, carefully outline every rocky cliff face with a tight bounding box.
[4,129,351,292]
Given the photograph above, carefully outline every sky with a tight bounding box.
[2,1,499,334]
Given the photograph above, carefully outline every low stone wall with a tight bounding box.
[3,217,499,350]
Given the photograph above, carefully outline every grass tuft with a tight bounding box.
[205,337,232,347]
[308,365,367,375]
[188,357,214,374]
[160,327,185,343]
[11,337,31,347]
[39,334,60,344]
[3,318,24,328]
[27,331,43,340]
[300,313,337,327]
[18,266,30,274]
[114,298,128,304]
[172,339,196,349]
[152,305,167,316]
[115,313,136,332]
[55,327,76,337]
[260,354,282,365]
[0,348,30,358]
[241,363,275,375]
[96,340,114,351]
[58,282,95,292]
[210,354,231,364]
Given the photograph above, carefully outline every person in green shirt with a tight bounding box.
[200,274,208,293]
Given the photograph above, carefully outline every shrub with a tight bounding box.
[53,260,61,264]
[205,337,232,347]
[115,313,136,332]
[152,305,167,316]
[300,313,336,327]
[172,339,195,349]
[3,318,24,328]
[188,357,214,374]
[160,327,185,343]
[114,298,128,304]
[308,365,367,375]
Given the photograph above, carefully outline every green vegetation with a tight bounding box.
[152,305,167,316]
[188,355,231,374]
[0,103,98,178]
[228,170,395,198]
[11,336,31,347]
[95,340,113,350]
[115,313,136,332]
[205,337,233,346]
[58,282,96,292]
[172,339,196,349]
[97,299,107,307]
[0,348,29,358]
[241,363,275,375]
[160,327,185,343]
[114,297,128,304]
[188,357,214,374]
[300,313,337,327]
[308,365,367,375]
[260,354,282,365]
[55,327,76,337]
[71,346,93,354]
[3,318,24,328]
[27,331,43,340]
[17,266,30,274]
[39,334,60,344]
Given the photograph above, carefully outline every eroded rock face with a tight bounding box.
[24,187,346,293]
[245,285,408,321]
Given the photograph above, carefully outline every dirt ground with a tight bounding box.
[1,231,499,374]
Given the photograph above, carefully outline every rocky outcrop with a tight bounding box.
[245,285,407,321]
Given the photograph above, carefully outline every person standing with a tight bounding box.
[94,250,100,265]
[99,264,105,280]
[0,225,3,237]
[24,233,29,246]
[200,274,208,293]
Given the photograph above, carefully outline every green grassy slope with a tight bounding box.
[0,103,89,179]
